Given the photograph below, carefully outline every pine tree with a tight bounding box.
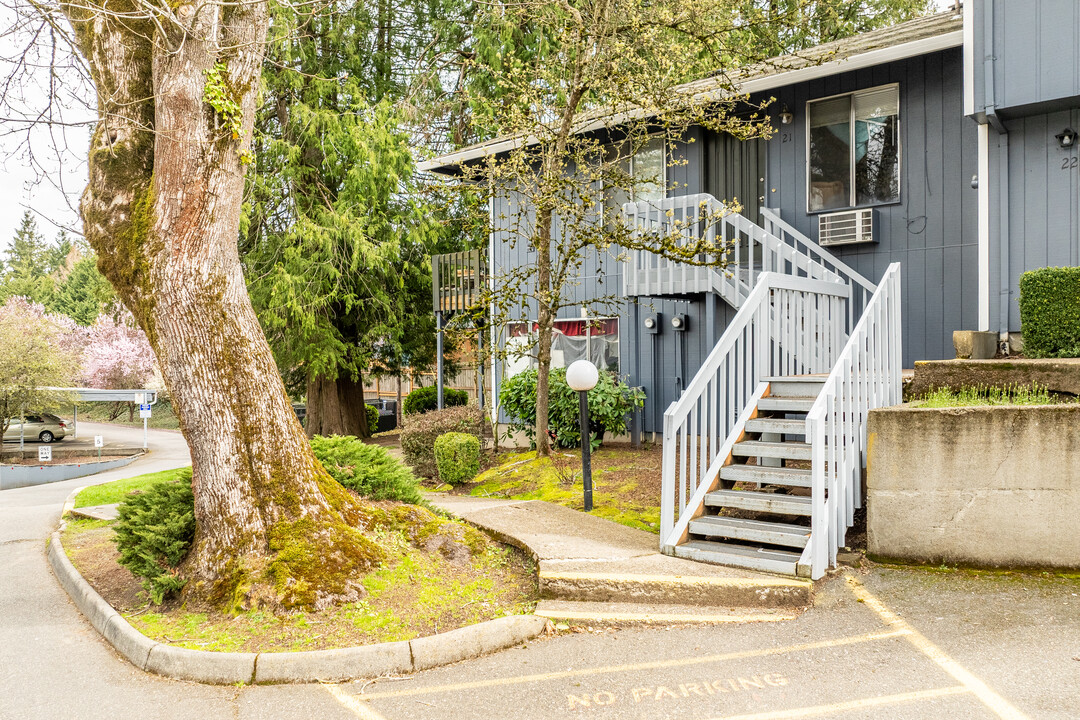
[2,211,55,305]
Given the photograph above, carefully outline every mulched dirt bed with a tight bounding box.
[61,508,540,654]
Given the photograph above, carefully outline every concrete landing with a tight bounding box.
[69,504,120,521]
[534,600,797,624]
[426,494,812,611]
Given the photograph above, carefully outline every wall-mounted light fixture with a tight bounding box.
[779,106,794,125]
[1057,128,1078,148]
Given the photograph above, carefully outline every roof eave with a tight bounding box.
[420,28,964,175]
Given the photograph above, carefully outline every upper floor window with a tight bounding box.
[808,85,899,212]
[630,136,666,203]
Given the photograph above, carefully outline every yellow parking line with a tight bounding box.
[322,682,391,720]
[355,629,909,701]
[706,686,970,720]
[847,576,1031,720]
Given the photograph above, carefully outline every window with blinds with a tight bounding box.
[808,84,900,212]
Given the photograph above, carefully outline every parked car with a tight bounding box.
[3,413,68,443]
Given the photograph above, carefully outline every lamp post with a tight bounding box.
[566,359,599,512]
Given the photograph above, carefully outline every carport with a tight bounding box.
[52,388,159,449]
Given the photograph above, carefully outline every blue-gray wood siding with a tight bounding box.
[1000,109,1080,330]
[751,48,980,366]
[971,0,1080,120]
[487,133,738,434]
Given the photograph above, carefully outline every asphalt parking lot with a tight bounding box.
[306,569,1077,720]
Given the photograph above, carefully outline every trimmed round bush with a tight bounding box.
[113,469,195,604]
[365,403,379,433]
[434,432,481,486]
[403,385,467,415]
[310,434,423,504]
[1019,266,1080,358]
[401,404,485,478]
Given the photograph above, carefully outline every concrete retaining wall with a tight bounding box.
[0,455,140,491]
[867,404,1080,568]
[906,358,1080,400]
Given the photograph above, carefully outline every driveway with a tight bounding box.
[2,423,1076,719]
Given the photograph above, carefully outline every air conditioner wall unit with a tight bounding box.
[818,208,874,247]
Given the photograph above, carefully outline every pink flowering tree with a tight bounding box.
[80,313,158,420]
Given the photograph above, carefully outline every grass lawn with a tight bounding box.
[74,466,191,508]
[462,444,662,533]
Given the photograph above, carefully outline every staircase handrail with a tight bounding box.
[760,208,877,298]
[803,262,902,579]
[660,272,851,549]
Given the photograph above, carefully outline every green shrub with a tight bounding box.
[434,432,481,485]
[499,368,644,449]
[365,403,379,433]
[403,385,467,415]
[401,404,485,478]
[1019,266,1080,358]
[310,434,423,504]
[113,469,195,604]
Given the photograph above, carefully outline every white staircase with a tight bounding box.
[625,195,903,580]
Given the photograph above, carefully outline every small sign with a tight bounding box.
[139,404,152,419]
[94,435,104,448]
[38,445,52,462]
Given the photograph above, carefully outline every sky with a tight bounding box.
[0,2,93,248]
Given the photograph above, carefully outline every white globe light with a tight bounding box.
[566,359,599,392]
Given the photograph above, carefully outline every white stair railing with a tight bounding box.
[760,208,877,330]
[623,196,865,308]
[659,273,851,551]
[804,263,902,580]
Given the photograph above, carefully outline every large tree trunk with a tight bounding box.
[63,0,378,610]
[305,374,371,438]
[534,205,554,457]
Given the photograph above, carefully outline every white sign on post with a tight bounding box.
[38,445,52,462]
[139,404,152,419]
[94,435,104,448]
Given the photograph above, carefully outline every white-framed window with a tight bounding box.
[807,84,900,213]
[504,317,620,378]
[630,135,667,203]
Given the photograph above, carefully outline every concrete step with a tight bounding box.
[745,418,807,435]
[534,600,797,625]
[763,375,827,398]
[732,440,812,461]
[757,396,817,413]
[673,540,802,576]
[704,488,813,516]
[720,464,812,488]
[538,567,811,607]
[689,516,810,549]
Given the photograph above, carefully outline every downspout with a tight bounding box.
[982,0,1011,347]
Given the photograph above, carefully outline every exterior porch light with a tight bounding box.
[1056,128,1078,148]
[566,359,599,512]
[779,106,794,125]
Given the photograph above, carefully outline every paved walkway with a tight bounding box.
[3,424,1076,719]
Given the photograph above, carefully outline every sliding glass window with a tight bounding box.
[808,85,899,212]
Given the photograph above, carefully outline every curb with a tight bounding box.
[48,530,551,685]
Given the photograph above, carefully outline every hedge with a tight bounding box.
[434,432,481,486]
[403,385,468,415]
[401,404,485,478]
[1019,266,1080,358]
